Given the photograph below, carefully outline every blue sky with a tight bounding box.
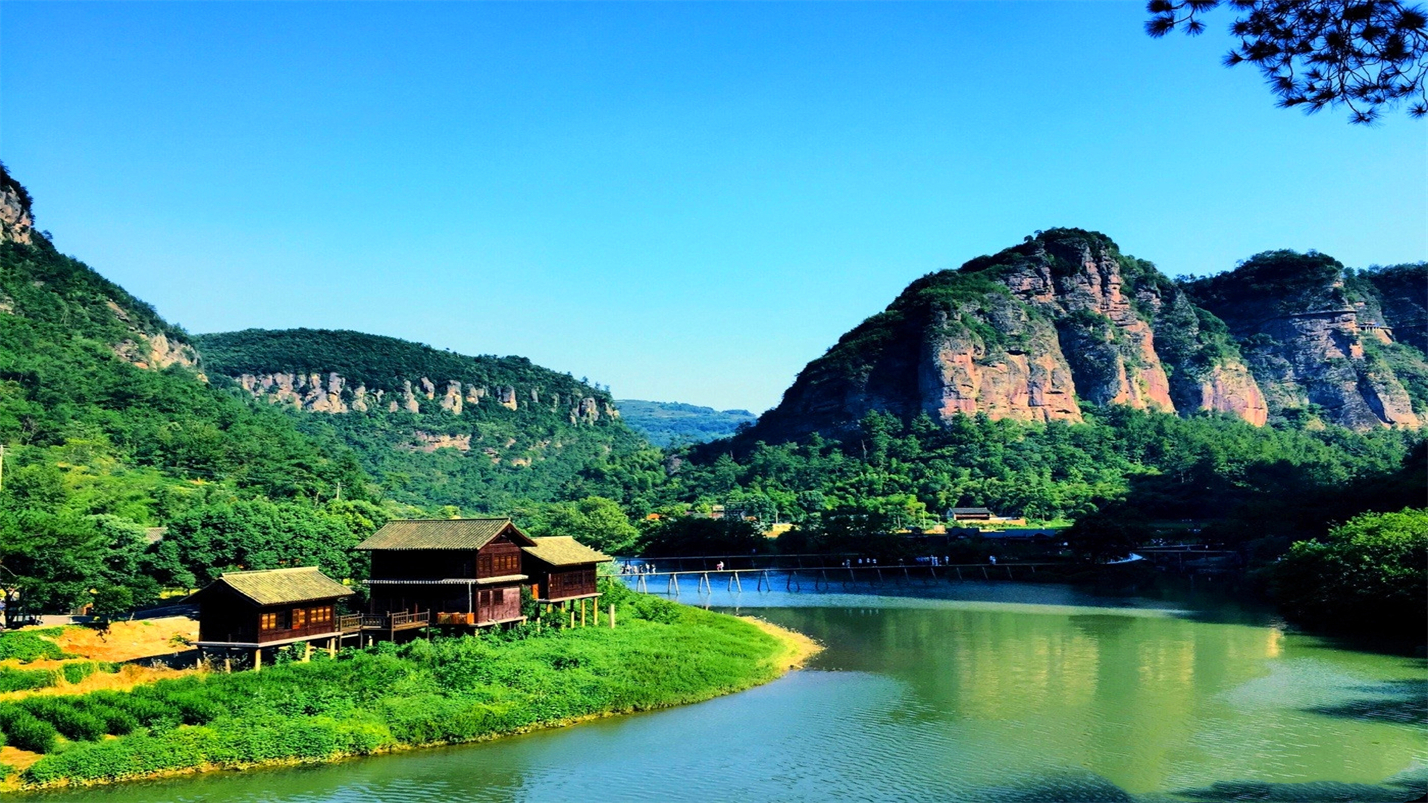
[3,2,1424,412]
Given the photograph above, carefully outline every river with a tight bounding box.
[35,581,1428,802]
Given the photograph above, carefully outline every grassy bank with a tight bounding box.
[2,582,810,790]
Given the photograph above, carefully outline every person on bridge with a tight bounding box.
[716,561,725,571]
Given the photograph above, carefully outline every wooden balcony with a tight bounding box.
[339,613,363,633]
[361,610,431,632]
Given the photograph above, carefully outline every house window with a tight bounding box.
[260,611,288,631]
[292,607,308,629]
[494,588,504,605]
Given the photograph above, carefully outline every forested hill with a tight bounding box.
[0,163,374,609]
[193,328,651,512]
[195,328,618,422]
[752,229,1427,443]
[615,400,757,446]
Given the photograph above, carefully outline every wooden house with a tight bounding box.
[949,507,993,522]
[356,518,533,633]
[191,566,359,668]
[521,536,611,603]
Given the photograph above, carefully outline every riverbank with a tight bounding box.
[2,585,814,791]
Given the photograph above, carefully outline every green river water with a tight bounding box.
[35,582,1428,802]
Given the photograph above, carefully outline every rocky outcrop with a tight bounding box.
[919,302,1082,423]
[407,431,472,452]
[1000,239,1175,413]
[0,165,34,245]
[229,371,612,424]
[1185,251,1421,430]
[106,299,200,372]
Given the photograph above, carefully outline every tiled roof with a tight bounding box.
[356,518,530,551]
[521,536,613,566]
[210,567,352,606]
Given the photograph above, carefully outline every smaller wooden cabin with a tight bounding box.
[521,536,612,603]
[192,567,358,665]
[949,507,993,522]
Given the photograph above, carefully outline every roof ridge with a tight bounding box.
[385,517,512,522]
[220,566,322,577]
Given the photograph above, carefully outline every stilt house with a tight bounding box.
[192,567,359,662]
[521,536,612,603]
[356,518,533,631]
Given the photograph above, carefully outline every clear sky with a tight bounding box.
[2,2,1424,412]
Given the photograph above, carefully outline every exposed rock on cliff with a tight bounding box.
[1185,251,1423,430]
[0,165,34,246]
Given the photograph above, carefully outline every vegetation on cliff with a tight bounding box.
[7,583,797,789]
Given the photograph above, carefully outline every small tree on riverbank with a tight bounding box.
[1270,507,1428,636]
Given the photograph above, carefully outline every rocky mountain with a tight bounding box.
[755,229,1425,441]
[615,400,758,446]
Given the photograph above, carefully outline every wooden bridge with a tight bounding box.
[628,562,1058,596]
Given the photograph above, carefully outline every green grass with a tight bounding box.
[15,581,789,788]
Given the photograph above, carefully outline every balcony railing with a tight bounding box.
[339,613,363,633]
[361,610,431,631]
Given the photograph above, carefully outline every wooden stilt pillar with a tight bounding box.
[302,642,312,662]
[593,598,600,626]
[609,603,616,629]
[570,607,575,628]
[224,656,232,674]
[581,599,587,627]
[328,638,336,658]
[253,648,262,673]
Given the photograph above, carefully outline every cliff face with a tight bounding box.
[0,170,34,246]
[1185,252,1424,430]
[757,231,1426,442]
[194,329,625,443]
[232,370,616,425]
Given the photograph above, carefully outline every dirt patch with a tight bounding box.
[47,617,197,664]
[0,744,44,773]
[739,616,823,671]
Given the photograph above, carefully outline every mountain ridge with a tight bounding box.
[753,229,1425,442]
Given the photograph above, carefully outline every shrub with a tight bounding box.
[21,697,105,741]
[61,661,97,684]
[0,667,59,692]
[0,709,58,753]
[0,631,71,663]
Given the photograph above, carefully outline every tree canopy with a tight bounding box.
[1147,0,1428,123]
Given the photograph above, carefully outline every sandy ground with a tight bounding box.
[739,616,824,671]
[46,616,198,664]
